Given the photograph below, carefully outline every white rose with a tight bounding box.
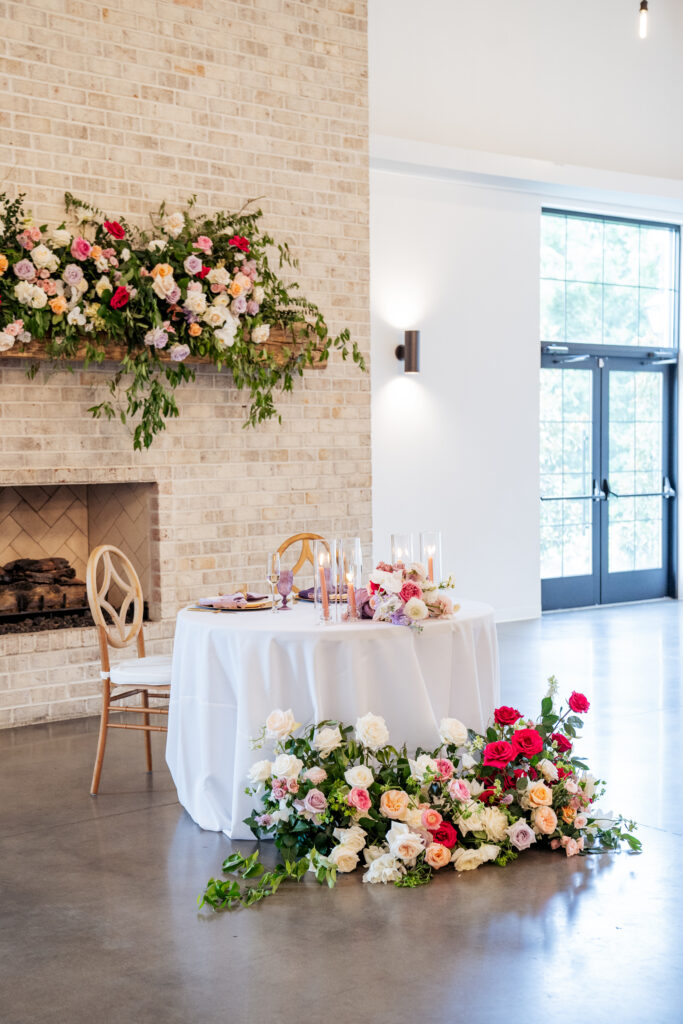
[248,759,272,784]
[252,285,265,304]
[14,281,34,305]
[407,561,428,582]
[207,266,230,286]
[538,758,559,783]
[162,211,185,238]
[312,725,343,758]
[202,304,229,328]
[67,306,86,327]
[121,247,131,262]
[355,712,389,751]
[95,275,112,298]
[451,844,500,872]
[328,845,359,874]
[147,238,167,252]
[369,569,403,594]
[362,852,405,884]
[271,753,303,780]
[408,753,437,782]
[456,806,486,836]
[152,274,177,300]
[51,228,71,248]
[333,825,366,853]
[404,597,429,621]
[403,805,426,830]
[0,331,15,352]
[481,806,509,843]
[251,324,270,344]
[439,717,468,747]
[183,289,208,315]
[386,822,425,863]
[581,773,597,801]
[265,708,298,740]
[214,327,236,350]
[94,256,109,272]
[30,287,47,309]
[0,217,5,236]
[344,764,374,789]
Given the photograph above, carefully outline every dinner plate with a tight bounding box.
[192,598,274,612]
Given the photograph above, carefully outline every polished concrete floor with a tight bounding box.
[2,601,683,1023]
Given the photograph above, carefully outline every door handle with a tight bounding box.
[593,480,608,501]
[663,476,677,499]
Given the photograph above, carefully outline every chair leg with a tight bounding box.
[90,682,111,796]
[141,689,153,772]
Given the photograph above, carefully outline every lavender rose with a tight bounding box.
[169,343,190,362]
[183,254,203,275]
[62,264,84,287]
[246,300,260,316]
[506,818,537,851]
[13,259,36,281]
[303,788,327,814]
[144,327,168,349]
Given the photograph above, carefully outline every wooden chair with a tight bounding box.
[86,544,172,796]
[276,533,327,594]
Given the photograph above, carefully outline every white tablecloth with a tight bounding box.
[165,600,499,838]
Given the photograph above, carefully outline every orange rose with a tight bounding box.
[532,806,558,835]
[188,323,202,337]
[424,842,451,870]
[49,296,67,315]
[151,262,173,279]
[379,789,409,820]
[0,254,8,276]
[228,279,243,297]
[527,781,553,807]
[90,245,103,260]
[561,805,576,824]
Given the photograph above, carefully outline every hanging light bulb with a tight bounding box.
[639,0,649,39]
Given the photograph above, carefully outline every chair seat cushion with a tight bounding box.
[109,654,172,687]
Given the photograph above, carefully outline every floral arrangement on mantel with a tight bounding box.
[354,559,457,629]
[199,679,640,911]
[0,191,365,449]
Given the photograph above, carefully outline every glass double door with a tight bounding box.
[540,355,676,610]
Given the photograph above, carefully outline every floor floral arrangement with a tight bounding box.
[0,191,365,448]
[199,678,640,911]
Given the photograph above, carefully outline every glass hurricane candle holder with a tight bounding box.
[391,533,414,567]
[419,531,442,583]
[314,540,333,624]
[342,538,362,621]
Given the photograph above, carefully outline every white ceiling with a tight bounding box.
[369,0,683,180]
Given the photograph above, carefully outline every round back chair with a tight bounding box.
[276,533,327,594]
[86,544,144,650]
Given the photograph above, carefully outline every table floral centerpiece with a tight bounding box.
[353,560,457,629]
[199,677,640,911]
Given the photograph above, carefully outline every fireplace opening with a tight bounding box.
[0,483,157,635]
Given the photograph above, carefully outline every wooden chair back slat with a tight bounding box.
[276,533,328,594]
[86,545,144,650]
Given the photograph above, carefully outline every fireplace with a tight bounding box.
[0,483,156,634]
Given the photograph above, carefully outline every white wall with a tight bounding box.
[370,167,542,620]
[370,0,683,181]
[370,143,683,621]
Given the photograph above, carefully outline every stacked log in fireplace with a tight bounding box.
[0,557,88,617]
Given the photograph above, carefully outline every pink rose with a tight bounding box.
[184,255,203,275]
[347,787,371,812]
[447,779,471,802]
[256,813,273,828]
[303,788,327,814]
[399,581,422,603]
[565,780,578,794]
[62,264,84,287]
[550,838,561,850]
[421,808,443,831]
[562,837,581,857]
[193,235,213,254]
[5,320,23,337]
[303,766,327,785]
[287,779,299,794]
[435,758,454,781]
[70,237,91,261]
[270,778,288,800]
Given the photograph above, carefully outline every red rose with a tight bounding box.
[367,580,379,595]
[199,265,211,279]
[103,220,125,240]
[228,235,250,253]
[431,821,457,848]
[510,728,544,759]
[568,691,590,714]
[494,705,522,727]
[478,788,498,805]
[110,286,130,310]
[551,732,572,753]
[483,740,515,769]
[399,581,422,603]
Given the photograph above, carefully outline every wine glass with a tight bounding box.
[277,569,294,610]
[267,552,280,612]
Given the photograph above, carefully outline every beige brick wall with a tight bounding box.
[0,0,370,727]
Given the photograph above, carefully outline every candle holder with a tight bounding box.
[419,531,442,583]
[341,537,362,621]
[390,533,414,567]
[314,540,333,624]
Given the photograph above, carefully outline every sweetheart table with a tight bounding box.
[165,600,499,839]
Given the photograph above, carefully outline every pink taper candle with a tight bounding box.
[319,564,329,619]
[428,555,434,582]
[347,577,357,618]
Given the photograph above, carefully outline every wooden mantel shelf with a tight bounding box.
[0,325,327,369]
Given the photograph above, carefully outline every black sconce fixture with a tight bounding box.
[395,330,420,373]
[639,0,648,38]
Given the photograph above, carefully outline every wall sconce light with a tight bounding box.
[395,330,420,373]
[639,0,648,38]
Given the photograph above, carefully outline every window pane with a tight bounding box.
[540,280,565,341]
[604,223,639,286]
[566,217,603,283]
[566,282,602,343]
[541,214,566,279]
